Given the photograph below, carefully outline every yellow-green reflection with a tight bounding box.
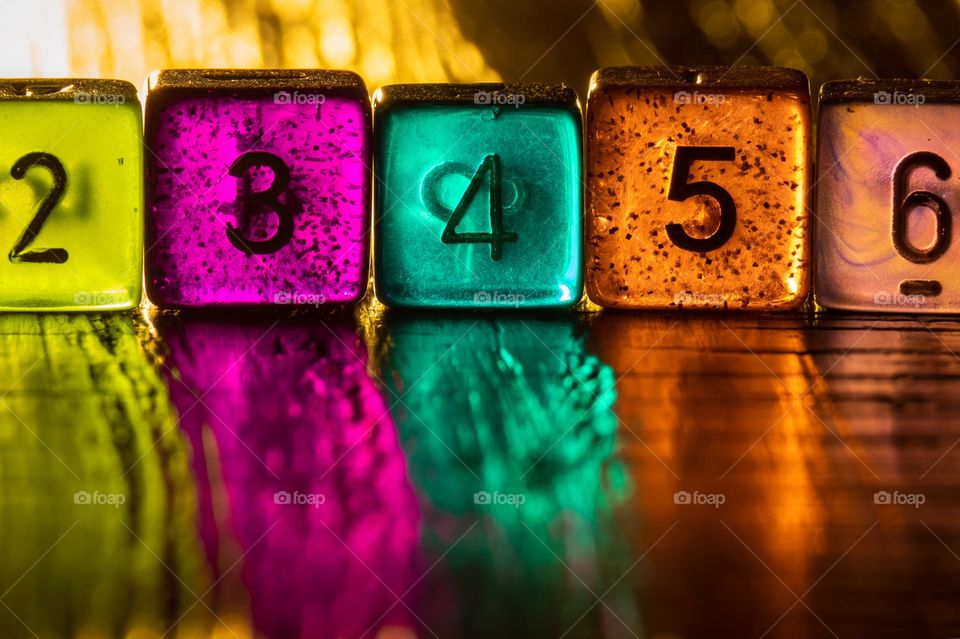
[373,314,639,638]
[0,314,209,638]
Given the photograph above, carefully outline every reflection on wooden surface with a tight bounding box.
[805,315,960,637]
[0,312,959,637]
[0,314,209,638]
[590,312,960,639]
[156,314,422,639]
[375,314,638,639]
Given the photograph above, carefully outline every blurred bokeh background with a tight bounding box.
[4,0,960,97]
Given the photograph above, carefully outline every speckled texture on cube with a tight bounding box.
[145,70,371,307]
[586,66,811,310]
[817,80,960,313]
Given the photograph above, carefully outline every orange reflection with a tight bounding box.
[589,313,826,636]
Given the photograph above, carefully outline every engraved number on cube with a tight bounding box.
[226,151,294,256]
[892,151,952,265]
[8,152,69,264]
[666,146,737,253]
[423,154,519,262]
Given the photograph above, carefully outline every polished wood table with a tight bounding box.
[0,311,956,638]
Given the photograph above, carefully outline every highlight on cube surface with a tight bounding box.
[585,66,811,311]
[373,83,584,310]
[816,79,960,314]
[143,69,372,308]
[0,79,143,311]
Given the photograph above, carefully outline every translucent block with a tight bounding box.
[586,66,812,311]
[144,69,371,307]
[373,84,583,309]
[0,80,143,310]
[817,80,960,313]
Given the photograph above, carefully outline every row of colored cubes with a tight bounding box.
[0,68,954,313]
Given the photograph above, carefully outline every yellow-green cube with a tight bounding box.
[0,80,143,310]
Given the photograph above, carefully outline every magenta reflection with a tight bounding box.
[146,74,371,307]
[158,317,419,639]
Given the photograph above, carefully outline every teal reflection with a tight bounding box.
[375,314,639,638]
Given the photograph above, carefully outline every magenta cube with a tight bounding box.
[144,70,372,307]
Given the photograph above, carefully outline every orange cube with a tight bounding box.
[585,66,811,310]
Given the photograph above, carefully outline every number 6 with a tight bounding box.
[892,152,952,264]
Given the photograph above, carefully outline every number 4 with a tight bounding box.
[441,154,518,261]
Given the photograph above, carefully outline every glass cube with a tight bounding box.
[144,69,371,307]
[586,66,812,311]
[0,79,142,310]
[817,79,960,313]
[373,83,583,309]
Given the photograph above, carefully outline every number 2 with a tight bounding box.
[8,152,69,264]
[666,146,737,253]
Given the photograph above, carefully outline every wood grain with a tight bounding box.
[590,312,960,639]
[0,311,958,638]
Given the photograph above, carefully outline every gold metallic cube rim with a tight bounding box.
[820,78,960,104]
[146,68,367,92]
[0,78,139,102]
[589,65,809,97]
[372,82,580,112]
[143,68,372,134]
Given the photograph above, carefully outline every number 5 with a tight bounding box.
[666,146,737,253]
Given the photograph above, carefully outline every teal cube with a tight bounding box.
[373,84,583,309]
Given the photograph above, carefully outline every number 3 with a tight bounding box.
[666,146,737,253]
[226,151,294,255]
